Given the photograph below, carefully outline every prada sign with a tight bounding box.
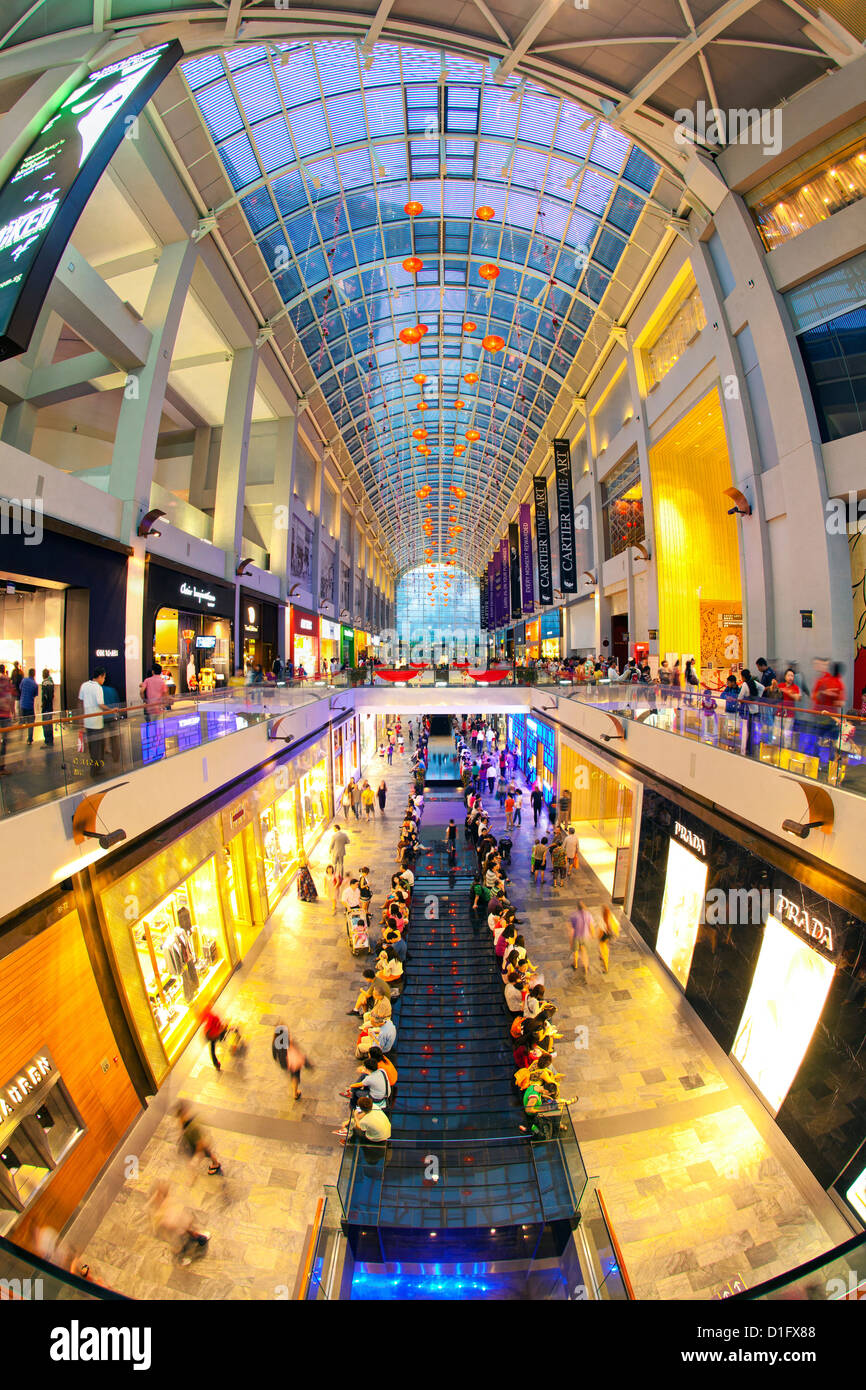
[674,821,707,857]
[0,1049,55,1123]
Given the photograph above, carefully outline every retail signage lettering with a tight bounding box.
[500,536,510,625]
[508,522,522,621]
[518,502,534,614]
[480,573,488,631]
[94,648,119,658]
[299,617,313,632]
[0,41,182,360]
[0,1051,53,1121]
[179,581,216,609]
[775,894,833,953]
[674,821,706,856]
[553,438,577,593]
[533,475,553,606]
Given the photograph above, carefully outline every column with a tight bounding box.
[270,412,299,662]
[619,329,660,657]
[108,239,198,694]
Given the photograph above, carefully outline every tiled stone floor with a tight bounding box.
[74,721,849,1300]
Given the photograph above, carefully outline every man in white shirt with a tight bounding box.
[564,826,580,875]
[341,878,362,912]
[78,669,106,779]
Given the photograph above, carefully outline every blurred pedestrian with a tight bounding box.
[150,1180,210,1265]
[272,1022,312,1101]
[175,1100,222,1175]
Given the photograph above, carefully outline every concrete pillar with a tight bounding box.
[108,239,198,693]
[188,425,212,511]
[620,331,660,654]
[270,412,299,661]
[212,346,258,568]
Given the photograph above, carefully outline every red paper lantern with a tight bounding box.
[465,428,480,442]
[417,323,429,337]
[462,321,477,334]
[399,325,424,345]
[482,334,505,353]
[404,201,423,215]
[412,427,428,440]
[478,263,499,281]
[402,256,423,273]
[417,444,431,455]
[463,371,479,384]
[415,400,428,411]
[475,205,496,221]
[413,372,427,384]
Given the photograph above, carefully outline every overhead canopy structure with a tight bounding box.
[0,0,860,576]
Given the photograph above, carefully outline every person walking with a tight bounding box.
[377,778,387,815]
[530,783,544,827]
[570,901,594,981]
[40,668,55,748]
[386,740,394,766]
[18,668,38,744]
[326,863,343,915]
[175,1101,222,1175]
[0,666,13,774]
[200,1006,227,1071]
[598,905,619,974]
[504,791,514,832]
[140,662,169,722]
[341,783,353,821]
[329,825,350,880]
[149,1180,210,1265]
[564,825,580,876]
[496,774,507,809]
[512,786,523,826]
[78,667,106,778]
[351,780,362,819]
[362,781,375,821]
[531,837,548,886]
[550,837,567,890]
[272,1022,312,1101]
[487,765,496,796]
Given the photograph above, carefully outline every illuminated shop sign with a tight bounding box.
[774,894,833,954]
[674,821,706,857]
[94,648,119,658]
[299,618,313,632]
[179,581,216,609]
[0,1050,54,1122]
[0,41,182,359]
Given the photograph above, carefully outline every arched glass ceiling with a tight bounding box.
[182,40,659,575]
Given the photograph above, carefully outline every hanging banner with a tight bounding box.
[480,573,488,630]
[500,536,511,626]
[508,522,522,621]
[553,437,577,594]
[492,550,503,629]
[487,560,495,631]
[519,502,534,614]
[533,475,553,606]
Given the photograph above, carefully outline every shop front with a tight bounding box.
[0,523,128,709]
[341,624,355,668]
[97,818,235,1084]
[295,734,333,848]
[630,787,866,1217]
[354,628,370,663]
[290,606,319,674]
[540,609,562,660]
[514,621,526,664]
[506,713,556,798]
[240,592,279,676]
[525,619,540,661]
[559,740,638,899]
[358,708,378,767]
[0,890,140,1245]
[145,561,236,694]
[320,618,341,672]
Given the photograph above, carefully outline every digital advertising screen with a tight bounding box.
[732,914,835,1114]
[655,838,708,988]
[0,39,182,360]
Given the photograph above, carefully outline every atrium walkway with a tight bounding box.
[67,726,850,1300]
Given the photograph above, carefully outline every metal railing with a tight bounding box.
[0,1232,126,1300]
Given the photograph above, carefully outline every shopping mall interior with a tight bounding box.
[0,0,864,1321]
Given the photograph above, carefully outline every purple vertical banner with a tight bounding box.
[519,502,534,614]
[491,554,502,629]
[500,536,510,625]
[487,560,494,630]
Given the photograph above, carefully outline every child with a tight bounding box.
[326,863,343,916]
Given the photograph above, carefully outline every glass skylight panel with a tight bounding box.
[242,189,278,233]
[582,265,610,302]
[519,94,559,148]
[226,46,267,74]
[182,52,223,92]
[314,40,363,96]
[252,116,296,175]
[326,91,367,144]
[270,170,309,216]
[196,80,244,141]
[480,86,518,140]
[362,43,403,86]
[577,169,613,215]
[232,64,283,124]
[337,148,373,189]
[345,195,379,230]
[274,50,321,107]
[591,122,630,175]
[607,186,645,235]
[623,145,659,192]
[593,225,628,272]
[218,131,260,189]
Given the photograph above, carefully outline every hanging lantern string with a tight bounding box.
[315,194,345,374]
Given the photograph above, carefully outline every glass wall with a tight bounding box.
[798,304,866,442]
[396,565,481,661]
[750,137,866,251]
[601,454,645,559]
[642,280,706,389]
[559,741,635,897]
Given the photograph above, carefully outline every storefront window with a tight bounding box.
[750,140,866,251]
[129,857,229,1061]
[643,282,707,389]
[299,758,330,842]
[560,742,634,896]
[154,607,232,694]
[259,795,300,905]
[601,455,645,559]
